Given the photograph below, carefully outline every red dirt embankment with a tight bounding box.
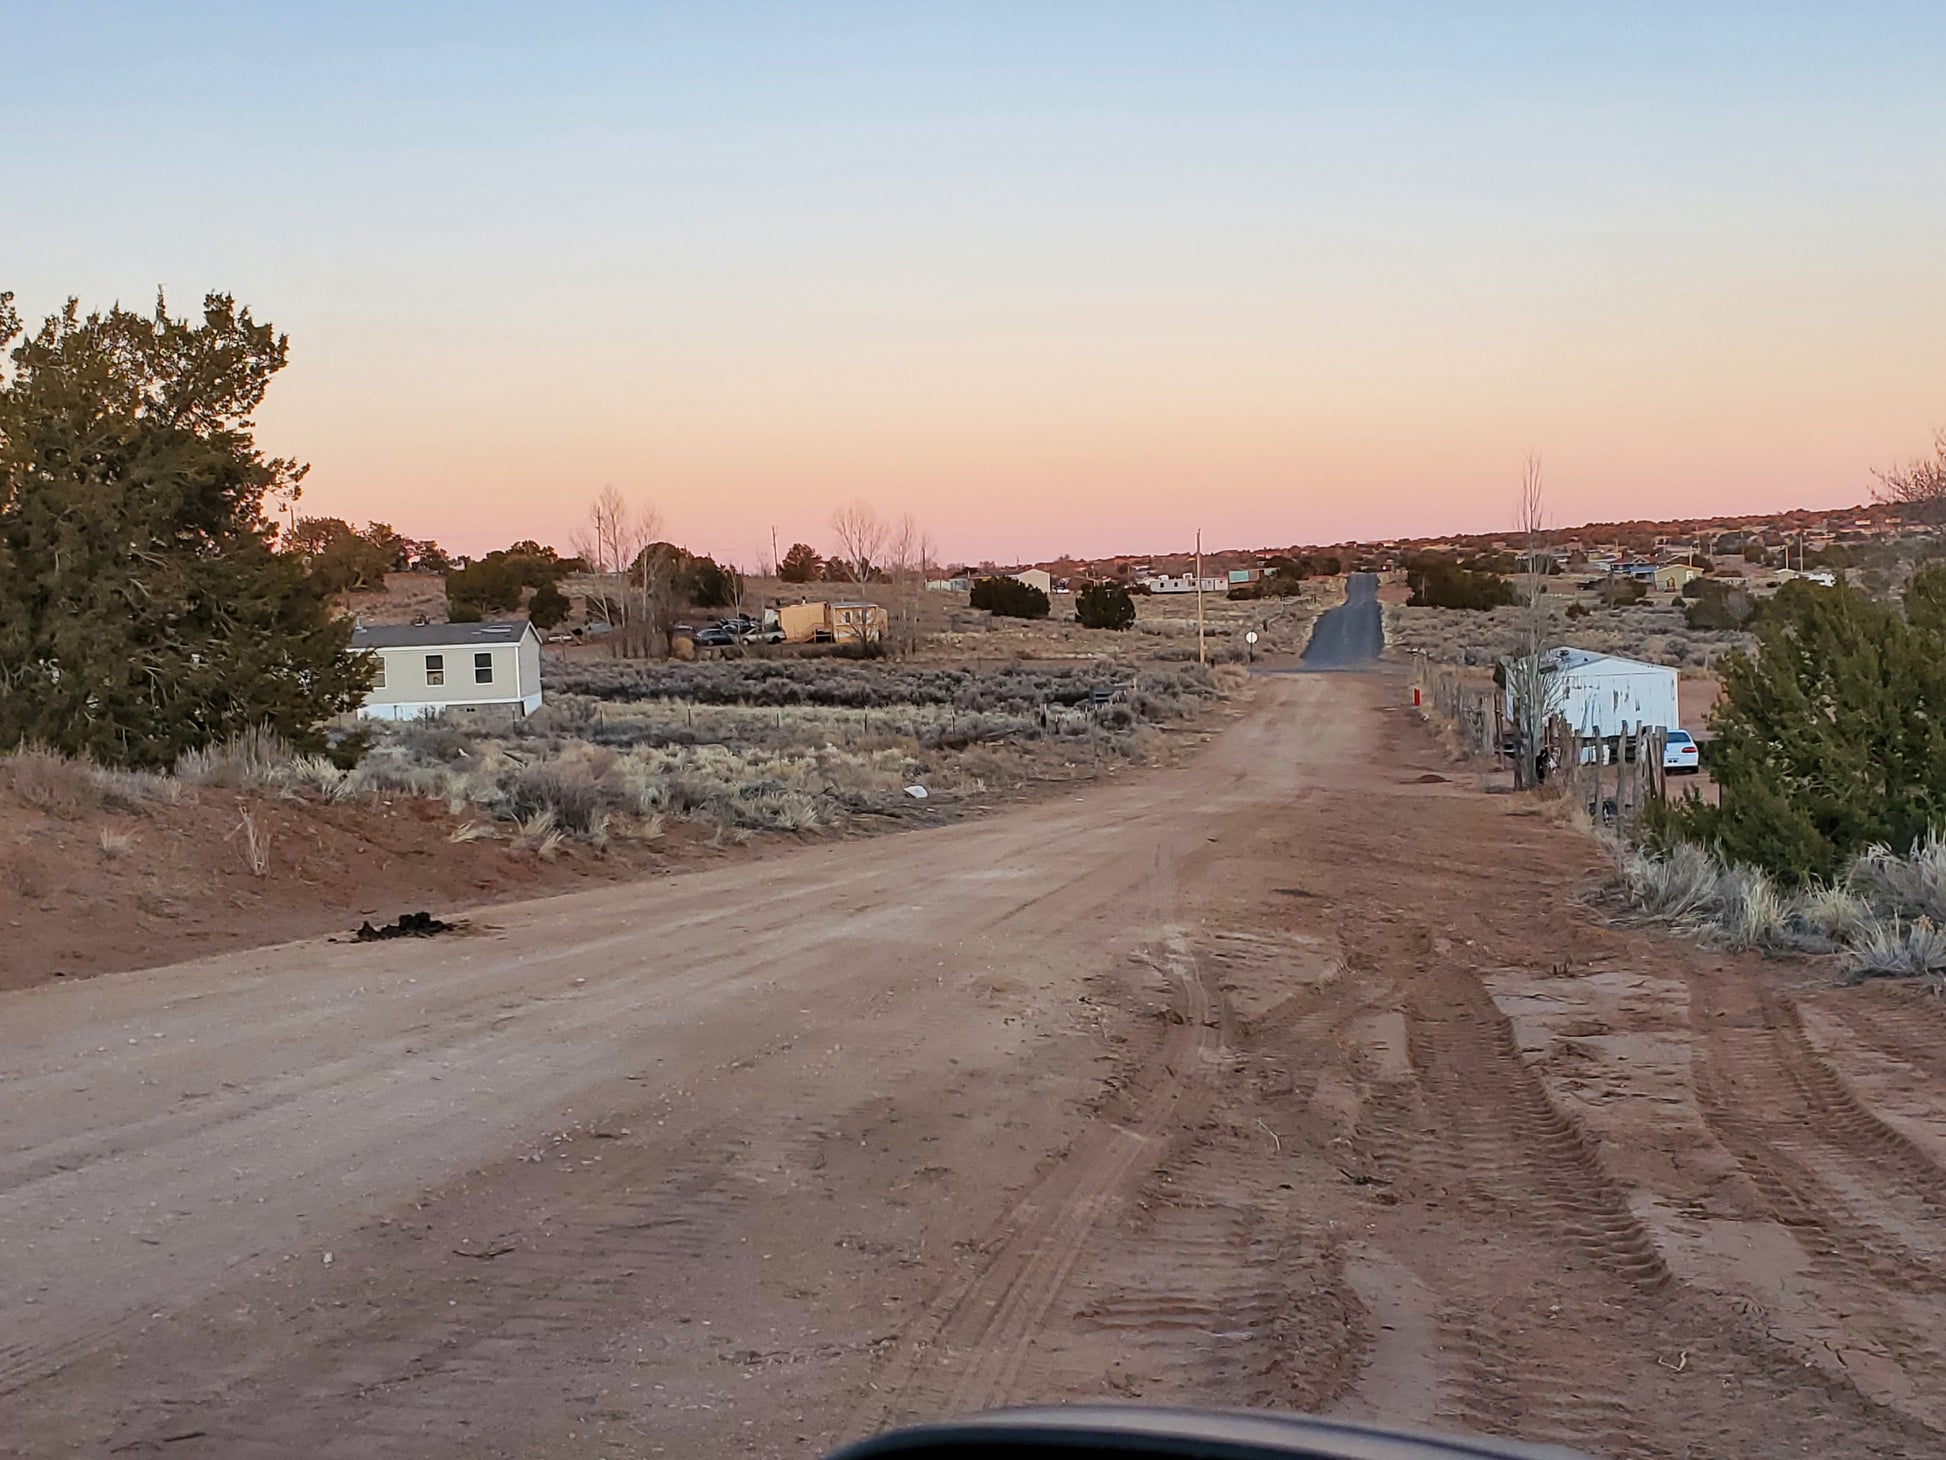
[0,784,711,991]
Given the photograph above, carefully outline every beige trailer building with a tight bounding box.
[776,600,888,645]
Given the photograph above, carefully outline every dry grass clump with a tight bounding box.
[1621,841,1722,924]
[1711,865,1790,952]
[4,744,102,819]
[1849,831,1946,924]
[341,734,904,842]
[1619,847,1806,953]
[1620,831,1946,982]
[174,726,297,788]
[1848,917,1946,980]
[1,743,179,817]
[1792,882,1875,945]
[228,811,271,877]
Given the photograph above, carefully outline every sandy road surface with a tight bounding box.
[6,675,1946,1458]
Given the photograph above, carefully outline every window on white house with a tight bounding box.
[425,653,444,686]
[475,652,493,684]
[371,658,386,689]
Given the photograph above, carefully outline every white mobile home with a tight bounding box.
[1507,648,1679,739]
[1143,573,1229,594]
[350,620,544,722]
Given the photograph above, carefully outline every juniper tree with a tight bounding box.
[1663,570,1946,880]
[0,291,370,767]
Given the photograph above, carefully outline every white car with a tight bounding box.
[1663,728,1701,774]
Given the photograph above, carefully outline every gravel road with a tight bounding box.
[4,674,1943,1459]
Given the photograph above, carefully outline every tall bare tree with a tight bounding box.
[1873,429,1946,525]
[1504,455,1564,790]
[830,500,888,583]
[883,511,933,655]
[572,487,665,656]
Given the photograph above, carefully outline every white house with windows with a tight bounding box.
[349,620,544,721]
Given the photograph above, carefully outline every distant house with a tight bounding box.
[1228,568,1260,585]
[776,600,888,644]
[1142,573,1229,594]
[1009,569,1054,596]
[1653,563,1704,591]
[350,620,543,722]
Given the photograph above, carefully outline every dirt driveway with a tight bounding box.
[3,674,1943,1458]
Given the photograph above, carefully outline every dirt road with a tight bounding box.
[4,674,1944,1458]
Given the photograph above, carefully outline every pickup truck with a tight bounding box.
[691,612,786,647]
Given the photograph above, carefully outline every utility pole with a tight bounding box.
[1196,528,1206,665]
[770,525,779,580]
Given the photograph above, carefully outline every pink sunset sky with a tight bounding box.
[12,4,1946,566]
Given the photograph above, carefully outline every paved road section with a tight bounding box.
[1301,571,1384,666]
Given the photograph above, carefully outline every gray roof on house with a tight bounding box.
[350,620,534,649]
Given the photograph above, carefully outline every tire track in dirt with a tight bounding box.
[1691,974,1946,1290]
[1405,959,1671,1292]
[1033,926,1373,1416]
[1677,971,1946,1434]
[1760,992,1946,1215]
[1436,1302,1650,1459]
[1067,1182,1369,1410]
[1327,932,1946,1457]
[1323,934,1651,1450]
[849,929,1223,1431]
[1819,987,1946,1086]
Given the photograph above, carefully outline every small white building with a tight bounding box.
[1506,648,1679,739]
[350,620,544,721]
[1009,568,1054,596]
[1142,573,1229,594]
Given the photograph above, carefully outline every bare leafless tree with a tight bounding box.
[571,485,627,583]
[1873,428,1946,525]
[1504,454,1564,790]
[883,512,933,656]
[572,487,666,656]
[830,500,888,583]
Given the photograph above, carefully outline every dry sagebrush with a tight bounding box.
[1,658,1231,853]
[1621,834,1946,982]
[1385,602,1752,669]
